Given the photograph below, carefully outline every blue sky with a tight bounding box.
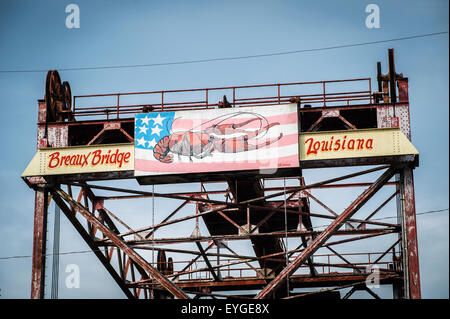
[0,0,448,299]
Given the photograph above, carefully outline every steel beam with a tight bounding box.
[326,246,364,274]
[195,241,221,282]
[53,187,190,299]
[115,227,398,246]
[68,165,389,211]
[255,166,397,299]
[170,242,215,281]
[31,187,49,299]
[398,167,421,298]
[141,273,401,291]
[51,192,135,298]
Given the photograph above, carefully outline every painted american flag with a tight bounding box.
[134,104,299,176]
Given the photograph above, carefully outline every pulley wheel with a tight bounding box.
[45,70,63,122]
[62,81,74,121]
[167,257,174,275]
[157,250,167,273]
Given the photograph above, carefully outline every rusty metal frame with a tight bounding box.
[52,186,190,299]
[27,162,413,299]
[27,51,421,299]
[37,163,403,299]
[51,192,136,298]
[25,161,407,299]
[72,78,373,120]
[255,166,398,299]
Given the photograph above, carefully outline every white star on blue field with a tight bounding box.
[135,112,175,150]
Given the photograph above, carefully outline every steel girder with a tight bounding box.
[255,166,398,299]
[26,162,411,300]
[51,187,190,299]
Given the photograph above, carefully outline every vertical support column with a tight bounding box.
[398,167,421,299]
[31,187,49,299]
[388,48,397,107]
[393,178,405,299]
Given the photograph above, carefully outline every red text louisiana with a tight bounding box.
[305,135,374,156]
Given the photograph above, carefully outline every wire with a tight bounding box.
[283,178,289,296]
[51,204,61,299]
[0,31,447,73]
[374,208,449,220]
[313,208,449,230]
[152,184,155,266]
[0,249,94,261]
[0,207,447,261]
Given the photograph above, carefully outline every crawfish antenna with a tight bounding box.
[166,115,176,134]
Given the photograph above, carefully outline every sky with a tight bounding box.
[0,0,448,299]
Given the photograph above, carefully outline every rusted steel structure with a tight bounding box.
[23,49,421,299]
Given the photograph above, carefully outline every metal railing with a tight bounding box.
[165,250,399,282]
[72,78,372,120]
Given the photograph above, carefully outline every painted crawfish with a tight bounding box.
[153,112,283,163]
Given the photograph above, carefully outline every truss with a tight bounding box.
[26,49,421,299]
[28,162,418,299]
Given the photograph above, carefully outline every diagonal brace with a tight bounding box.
[52,192,135,299]
[52,187,189,299]
[195,241,221,281]
[255,166,397,299]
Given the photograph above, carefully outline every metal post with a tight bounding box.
[51,204,60,299]
[31,187,49,299]
[398,167,421,299]
[116,94,120,119]
[388,48,397,115]
[376,61,383,104]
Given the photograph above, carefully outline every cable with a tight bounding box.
[152,184,155,267]
[0,249,94,261]
[51,204,61,299]
[0,207,446,261]
[0,31,447,73]
[151,184,155,298]
[313,208,449,230]
[373,208,449,221]
[283,178,289,296]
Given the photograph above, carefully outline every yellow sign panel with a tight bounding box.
[299,128,418,161]
[22,143,134,177]
[22,129,418,177]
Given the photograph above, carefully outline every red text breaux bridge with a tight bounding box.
[23,49,421,299]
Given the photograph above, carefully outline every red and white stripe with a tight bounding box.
[135,104,299,176]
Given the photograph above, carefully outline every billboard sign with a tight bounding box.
[22,112,419,180]
[22,144,134,177]
[299,128,418,161]
[134,104,300,176]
